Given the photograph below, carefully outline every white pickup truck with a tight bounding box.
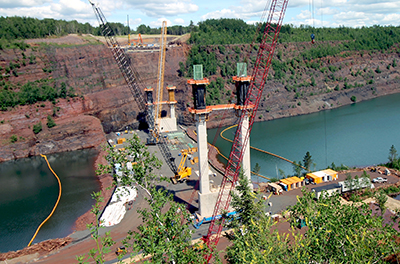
[372,177,388,183]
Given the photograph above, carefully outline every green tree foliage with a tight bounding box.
[188,18,256,45]
[375,190,388,213]
[47,115,56,128]
[292,160,302,176]
[185,45,218,77]
[385,145,400,170]
[0,79,75,110]
[167,25,191,35]
[91,134,214,263]
[287,189,400,263]
[302,151,313,171]
[206,77,225,105]
[225,171,291,263]
[226,177,400,263]
[271,59,287,80]
[123,187,214,263]
[327,162,349,171]
[10,134,18,143]
[225,170,265,229]
[0,16,100,40]
[33,122,42,134]
[389,145,398,164]
[76,191,115,264]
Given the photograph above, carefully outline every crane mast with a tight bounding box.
[205,0,289,256]
[88,0,178,175]
[155,21,167,131]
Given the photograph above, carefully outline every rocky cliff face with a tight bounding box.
[0,35,399,162]
[0,35,189,161]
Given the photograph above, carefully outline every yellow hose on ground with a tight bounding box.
[27,154,62,247]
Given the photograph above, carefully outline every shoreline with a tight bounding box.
[0,146,113,261]
[72,146,114,231]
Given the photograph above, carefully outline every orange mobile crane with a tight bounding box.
[130,33,143,47]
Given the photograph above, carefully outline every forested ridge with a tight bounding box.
[2,16,400,46]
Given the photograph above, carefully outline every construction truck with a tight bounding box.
[171,148,197,184]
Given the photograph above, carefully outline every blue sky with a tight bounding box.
[0,0,399,30]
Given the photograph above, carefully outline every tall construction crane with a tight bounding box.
[155,21,167,131]
[88,0,178,176]
[204,0,289,259]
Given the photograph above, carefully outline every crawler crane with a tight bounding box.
[204,0,289,261]
[88,0,178,176]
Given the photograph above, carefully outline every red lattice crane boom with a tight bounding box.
[205,0,289,257]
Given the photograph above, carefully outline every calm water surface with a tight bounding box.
[0,148,99,253]
[208,93,400,180]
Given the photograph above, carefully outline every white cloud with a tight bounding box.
[149,17,171,28]
[143,2,198,17]
[131,17,142,25]
[201,8,241,20]
[123,0,198,17]
[317,7,338,16]
[0,0,51,8]
[51,0,92,16]
[173,18,185,24]
[296,9,311,20]
[238,0,270,13]
[381,13,400,25]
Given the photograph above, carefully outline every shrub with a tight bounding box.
[351,95,357,102]
[384,185,400,195]
[33,122,42,134]
[47,115,56,128]
[375,66,381,73]
[10,134,18,143]
[29,54,36,64]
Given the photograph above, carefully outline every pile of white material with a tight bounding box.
[100,186,137,227]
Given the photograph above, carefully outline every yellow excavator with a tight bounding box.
[171,148,197,184]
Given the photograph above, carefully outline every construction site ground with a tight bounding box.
[2,126,400,264]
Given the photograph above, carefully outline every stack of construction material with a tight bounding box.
[100,186,137,227]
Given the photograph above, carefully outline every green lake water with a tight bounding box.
[208,93,400,180]
[0,148,99,253]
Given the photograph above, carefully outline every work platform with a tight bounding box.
[106,127,226,220]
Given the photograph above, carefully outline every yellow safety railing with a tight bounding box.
[28,154,62,247]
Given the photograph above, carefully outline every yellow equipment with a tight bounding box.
[155,21,167,134]
[171,148,197,184]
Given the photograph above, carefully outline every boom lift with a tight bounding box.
[171,148,197,184]
[204,0,289,260]
[88,0,178,177]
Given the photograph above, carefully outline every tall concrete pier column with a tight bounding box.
[188,64,217,217]
[157,85,177,132]
[196,113,209,195]
[233,63,252,182]
[167,86,176,119]
[239,112,251,182]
